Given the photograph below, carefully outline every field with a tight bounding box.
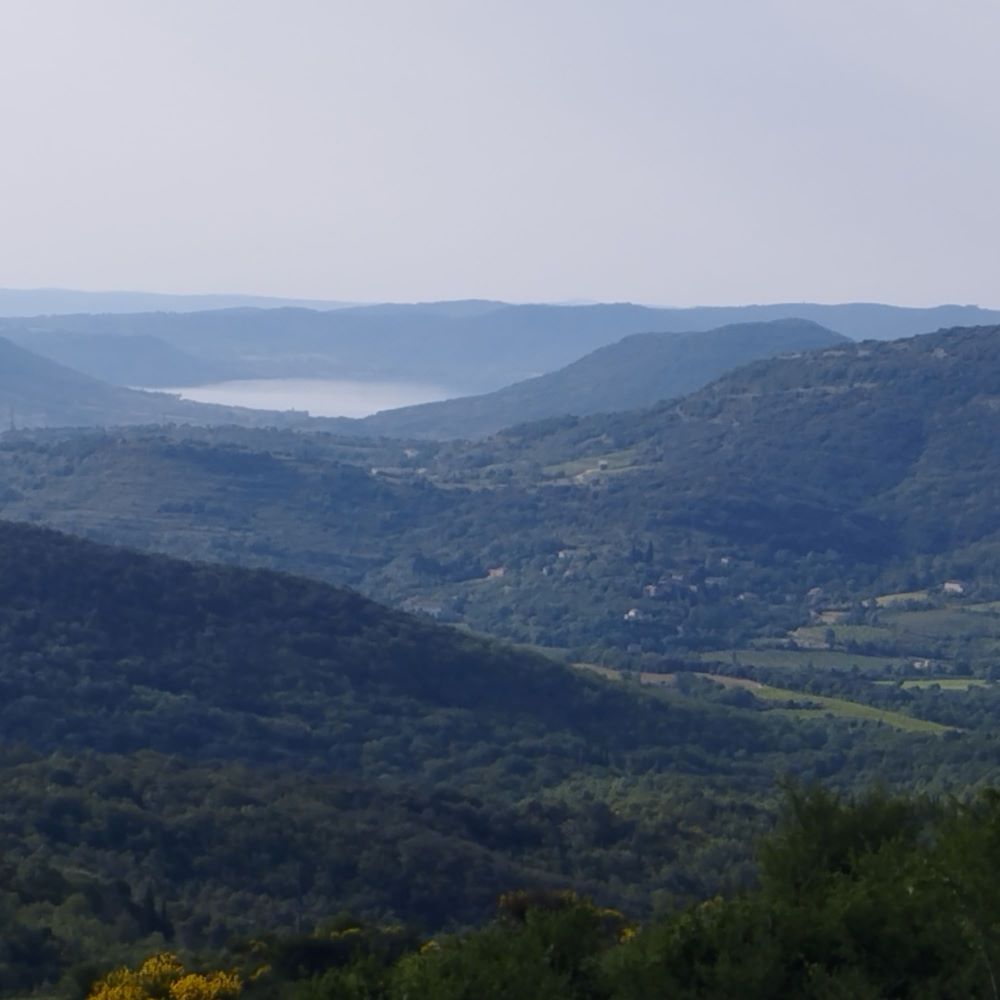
[543,448,640,480]
[874,590,931,607]
[875,678,992,691]
[699,675,952,734]
[572,664,951,734]
[696,648,914,673]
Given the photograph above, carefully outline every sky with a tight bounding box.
[0,0,997,306]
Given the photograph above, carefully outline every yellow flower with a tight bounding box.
[169,971,242,1000]
[86,954,241,1000]
[87,980,148,1000]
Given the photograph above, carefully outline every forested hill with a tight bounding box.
[478,323,1000,562]
[2,520,996,995]
[0,515,843,971]
[0,518,775,777]
[344,319,847,440]
[0,336,302,429]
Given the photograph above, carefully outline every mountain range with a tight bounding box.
[0,317,848,435]
[3,300,998,393]
[0,287,354,315]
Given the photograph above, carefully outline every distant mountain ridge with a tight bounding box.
[0,336,303,429]
[3,301,998,393]
[2,330,239,387]
[343,319,848,439]
[0,287,355,315]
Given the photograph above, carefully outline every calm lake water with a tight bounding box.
[156,378,457,419]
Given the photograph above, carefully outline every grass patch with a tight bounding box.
[882,608,1000,639]
[874,677,991,691]
[696,648,912,673]
[574,664,954,734]
[544,448,639,479]
[874,590,931,607]
[696,675,952,734]
[792,624,896,646]
[965,601,1000,615]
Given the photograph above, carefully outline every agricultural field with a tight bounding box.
[572,664,952,734]
[696,647,914,673]
[876,678,992,691]
[698,675,953,734]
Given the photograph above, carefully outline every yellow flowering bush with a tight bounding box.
[168,971,242,1000]
[87,953,241,1000]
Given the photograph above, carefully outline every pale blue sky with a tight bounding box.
[1,0,997,305]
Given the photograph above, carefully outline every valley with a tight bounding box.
[2,316,1000,996]
[8,4,1000,991]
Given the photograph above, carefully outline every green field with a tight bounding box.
[875,677,992,691]
[967,601,1000,615]
[791,624,897,646]
[880,607,1000,639]
[697,648,913,672]
[874,590,931,607]
[698,675,952,734]
[543,448,640,479]
[572,664,951,734]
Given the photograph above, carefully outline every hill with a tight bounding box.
[0,336,305,429]
[3,302,996,393]
[479,322,1000,564]
[0,516,863,989]
[0,521,989,996]
[346,319,847,439]
[2,330,239,387]
[0,518,765,774]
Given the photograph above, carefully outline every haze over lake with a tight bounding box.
[155,378,457,418]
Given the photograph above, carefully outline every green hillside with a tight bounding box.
[345,319,847,439]
[1,519,971,994]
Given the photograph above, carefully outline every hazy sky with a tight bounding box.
[1,1,997,306]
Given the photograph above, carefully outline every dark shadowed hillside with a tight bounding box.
[0,519,779,775]
[1,520,981,995]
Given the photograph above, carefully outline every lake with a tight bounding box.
[155,378,458,419]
